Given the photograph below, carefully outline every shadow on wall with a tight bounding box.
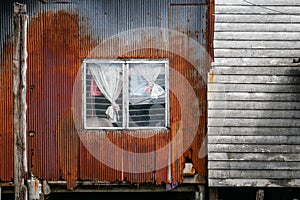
[217,188,300,200]
[285,68,300,92]
[2,192,196,200]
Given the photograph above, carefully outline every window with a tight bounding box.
[82,59,169,129]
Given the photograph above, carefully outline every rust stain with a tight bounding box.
[78,48,207,185]
[208,69,214,83]
[0,39,14,182]
[56,108,79,189]
[26,10,86,183]
[0,3,209,188]
[208,0,215,61]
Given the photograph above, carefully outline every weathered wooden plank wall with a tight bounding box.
[208,0,300,187]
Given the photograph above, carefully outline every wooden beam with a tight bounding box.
[215,5,300,14]
[215,14,300,23]
[13,2,28,200]
[215,49,300,58]
[256,189,264,200]
[215,23,300,32]
[209,152,300,161]
[215,0,300,6]
[214,32,300,41]
[209,188,218,200]
[198,185,205,200]
[208,178,300,187]
[208,144,300,153]
[210,66,299,75]
[209,170,300,179]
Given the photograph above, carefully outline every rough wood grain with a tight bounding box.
[208,144,300,153]
[208,110,300,119]
[208,127,300,136]
[208,161,300,170]
[208,101,300,110]
[214,32,300,41]
[215,0,300,5]
[209,170,300,179]
[208,83,300,93]
[215,5,300,14]
[208,153,300,161]
[215,49,300,58]
[214,40,300,49]
[209,178,300,187]
[13,3,28,200]
[208,118,300,127]
[215,14,300,23]
[213,58,300,66]
[215,23,300,32]
[210,66,300,74]
[207,75,300,84]
[208,136,300,144]
[208,92,300,101]
[208,0,300,188]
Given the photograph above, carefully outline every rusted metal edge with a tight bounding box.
[170,3,209,6]
[38,0,74,4]
[1,179,205,193]
[0,182,14,187]
[183,174,207,184]
[48,182,201,193]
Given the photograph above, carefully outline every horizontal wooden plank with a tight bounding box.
[215,23,300,32]
[208,83,300,93]
[208,178,300,187]
[215,5,300,14]
[210,66,300,75]
[214,32,300,41]
[208,144,300,153]
[215,49,300,58]
[208,75,300,84]
[214,40,300,49]
[208,118,300,127]
[208,92,300,101]
[208,101,300,110]
[213,58,299,66]
[215,0,300,6]
[208,136,300,144]
[208,127,300,136]
[208,110,300,119]
[208,152,300,161]
[209,170,300,179]
[215,14,300,23]
[208,161,300,170]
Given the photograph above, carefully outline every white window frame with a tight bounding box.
[82,58,170,130]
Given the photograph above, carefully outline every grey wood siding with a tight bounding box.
[208,0,300,187]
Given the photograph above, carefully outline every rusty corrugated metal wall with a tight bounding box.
[0,0,211,189]
[0,1,14,183]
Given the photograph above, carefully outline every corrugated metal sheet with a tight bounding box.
[0,1,14,182]
[0,0,210,189]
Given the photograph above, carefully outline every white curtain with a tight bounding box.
[89,63,122,123]
[130,64,164,104]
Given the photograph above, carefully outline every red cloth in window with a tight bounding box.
[90,78,102,96]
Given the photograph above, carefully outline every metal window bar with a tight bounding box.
[82,59,169,130]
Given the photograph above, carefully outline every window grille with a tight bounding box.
[82,59,169,129]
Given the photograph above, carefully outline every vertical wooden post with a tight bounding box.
[195,191,200,200]
[198,185,205,200]
[13,2,28,200]
[209,188,218,200]
[256,189,264,200]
